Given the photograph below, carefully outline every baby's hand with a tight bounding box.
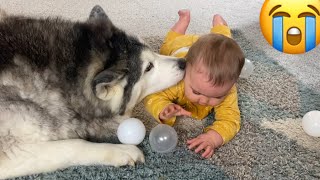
[159,104,191,121]
[187,130,223,159]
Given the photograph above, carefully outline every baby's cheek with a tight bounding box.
[208,99,223,107]
[184,88,191,98]
[185,91,197,102]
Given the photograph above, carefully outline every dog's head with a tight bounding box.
[86,6,185,115]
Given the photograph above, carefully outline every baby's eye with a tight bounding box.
[192,89,201,95]
[208,96,224,101]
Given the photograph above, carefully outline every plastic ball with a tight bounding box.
[117,118,146,145]
[302,111,320,137]
[149,124,178,153]
[240,58,254,79]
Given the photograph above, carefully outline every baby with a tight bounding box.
[144,9,245,158]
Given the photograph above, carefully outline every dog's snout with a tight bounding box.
[178,59,186,70]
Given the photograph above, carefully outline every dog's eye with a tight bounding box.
[145,62,154,72]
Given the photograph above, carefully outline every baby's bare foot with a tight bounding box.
[212,14,228,27]
[178,9,190,23]
[171,9,191,34]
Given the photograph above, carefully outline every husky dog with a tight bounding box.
[0,5,185,179]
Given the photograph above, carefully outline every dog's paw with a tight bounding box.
[103,144,145,167]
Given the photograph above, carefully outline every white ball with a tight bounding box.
[240,58,254,79]
[117,118,146,145]
[149,124,178,153]
[302,111,320,137]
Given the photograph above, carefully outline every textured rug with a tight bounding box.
[12,28,320,180]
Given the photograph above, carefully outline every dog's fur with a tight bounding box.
[0,5,185,179]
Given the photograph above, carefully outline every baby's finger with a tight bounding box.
[186,138,197,145]
[204,150,214,159]
[163,108,171,115]
[202,146,213,158]
[172,104,181,110]
[166,106,175,114]
[187,139,201,150]
[160,111,172,120]
[194,142,208,153]
[176,109,192,117]
[179,107,192,115]
[164,107,178,116]
[168,109,181,117]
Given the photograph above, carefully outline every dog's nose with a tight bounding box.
[178,59,186,70]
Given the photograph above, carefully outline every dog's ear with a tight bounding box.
[89,5,109,20]
[92,69,127,101]
[86,5,115,51]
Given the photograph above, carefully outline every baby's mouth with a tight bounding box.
[287,27,301,45]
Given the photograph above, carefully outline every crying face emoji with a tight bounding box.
[260,0,320,54]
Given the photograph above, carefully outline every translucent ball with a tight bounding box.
[117,118,146,145]
[302,111,320,137]
[240,58,254,79]
[149,124,178,153]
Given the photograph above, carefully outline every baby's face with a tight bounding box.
[184,63,234,106]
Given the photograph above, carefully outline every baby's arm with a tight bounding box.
[204,85,241,145]
[159,104,191,121]
[187,85,240,158]
[187,129,223,159]
[143,81,189,126]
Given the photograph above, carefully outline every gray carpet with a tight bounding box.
[11,25,320,179]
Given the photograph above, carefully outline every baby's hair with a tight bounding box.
[186,33,245,86]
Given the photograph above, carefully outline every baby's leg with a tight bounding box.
[212,14,228,27]
[171,9,190,34]
[210,14,231,38]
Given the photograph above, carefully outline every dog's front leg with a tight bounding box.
[0,139,145,179]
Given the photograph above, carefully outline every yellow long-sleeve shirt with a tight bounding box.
[144,25,240,144]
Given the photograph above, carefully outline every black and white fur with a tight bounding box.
[0,5,185,179]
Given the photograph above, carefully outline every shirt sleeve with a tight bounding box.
[204,85,241,144]
[143,81,184,126]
